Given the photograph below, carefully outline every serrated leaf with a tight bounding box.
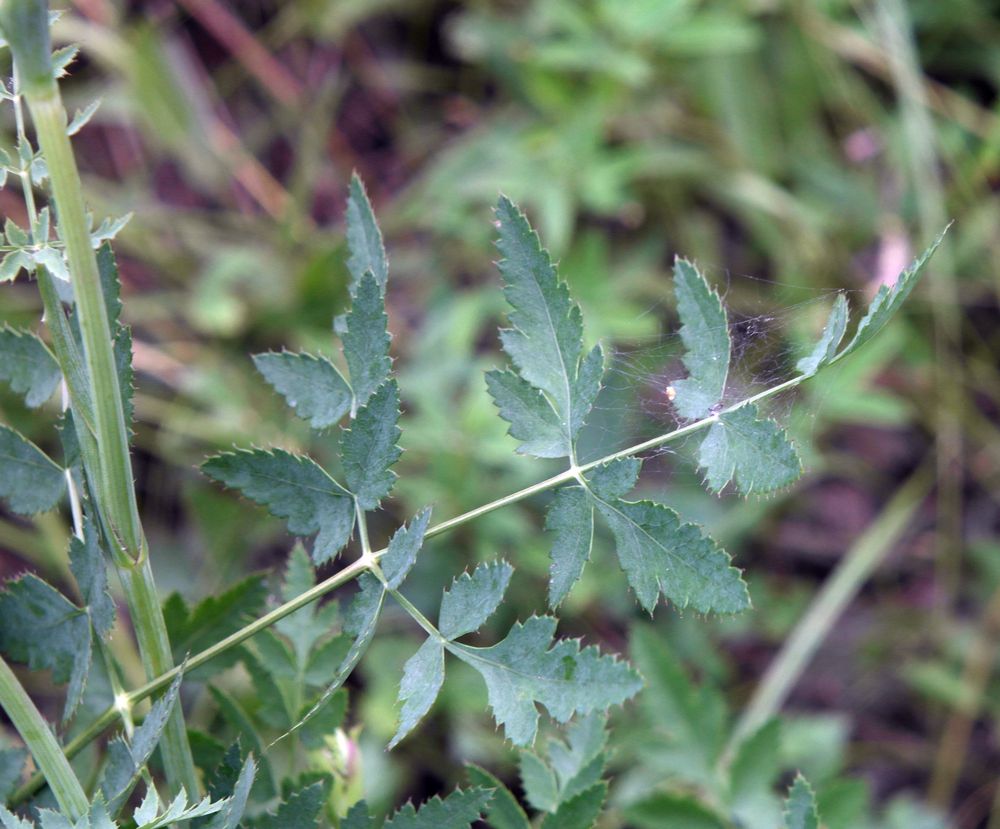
[784,775,819,829]
[698,403,801,495]
[31,247,69,282]
[205,754,256,829]
[625,792,727,829]
[590,495,749,614]
[585,457,641,501]
[102,674,183,814]
[449,616,642,746]
[253,351,353,430]
[796,294,848,377]
[838,230,947,361]
[384,787,493,829]
[4,218,28,247]
[465,765,530,829]
[494,197,600,453]
[202,448,354,564]
[69,517,115,638]
[51,44,78,77]
[539,782,607,829]
[0,574,90,720]
[341,379,401,510]
[66,98,100,136]
[254,780,327,829]
[0,250,33,283]
[207,688,276,799]
[0,806,33,829]
[545,487,593,608]
[342,272,391,412]
[486,369,568,458]
[0,425,64,514]
[547,713,607,803]
[671,258,730,419]
[164,573,267,679]
[519,751,558,812]
[439,560,513,639]
[91,215,133,248]
[346,174,388,293]
[382,507,432,589]
[0,325,61,407]
[135,790,227,828]
[389,637,445,749]
[274,545,339,665]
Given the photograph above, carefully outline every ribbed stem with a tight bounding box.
[0,656,88,820]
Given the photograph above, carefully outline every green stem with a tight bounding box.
[17,73,199,797]
[722,461,933,761]
[0,656,88,820]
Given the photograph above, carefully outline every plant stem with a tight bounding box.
[722,461,933,760]
[18,75,199,797]
[0,656,89,820]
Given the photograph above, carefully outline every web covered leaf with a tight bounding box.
[671,257,730,420]
[489,197,603,459]
[0,424,65,515]
[0,325,61,407]
[201,448,354,564]
[697,403,801,495]
[796,294,848,377]
[253,350,352,430]
[340,379,402,510]
[449,616,642,747]
[0,573,91,720]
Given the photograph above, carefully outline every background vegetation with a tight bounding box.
[1,0,998,826]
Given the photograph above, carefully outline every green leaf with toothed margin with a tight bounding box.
[671,258,730,420]
[589,495,749,614]
[0,424,65,515]
[253,351,353,430]
[540,783,608,829]
[797,294,848,377]
[493,197,603,454]
[382,508,433,589]
[389,637,444,749]
[449,616,642,747]
[439,560,514,640]
[698,403,801,495]
[346,173,388,294]
[201,448,354,565]
[784,775,820,829]
[0,325,61,407]
[545,487,593,609]
[340,379,402,510]
[465,765,530,829]
[69,517,115,639]
[254,780,328,829]
[486,369,568,458]
[837,229,947,362]
[385,787,494,829]
[585,457,641,501]
[0,574,91,721]
[342,272,391,412]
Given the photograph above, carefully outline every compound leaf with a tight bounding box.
[0,325,60,407]
[253,351,352,430]
[486,369,568,458]
[439,560,513,640]
[0,574,91,720]
[202,448,354,565]
[784,775,819,829]
[342,272,391,412]
[449,616,642,746]
[494,197,599,453]
[340,379,402,510]
[346,173,388,294]
[384,787,493,829]
[0,424,65,515]
[698,404,801,495]
[68,517,115,639]
[671,258,730,419]
[381,507,433,589]
[389,637,445,749]
[796,294,848,377]
[539,782,607,829]
[545,487,593,609]
[838,230,947,361]
[465,764,530,829]
[590,496,749,614]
